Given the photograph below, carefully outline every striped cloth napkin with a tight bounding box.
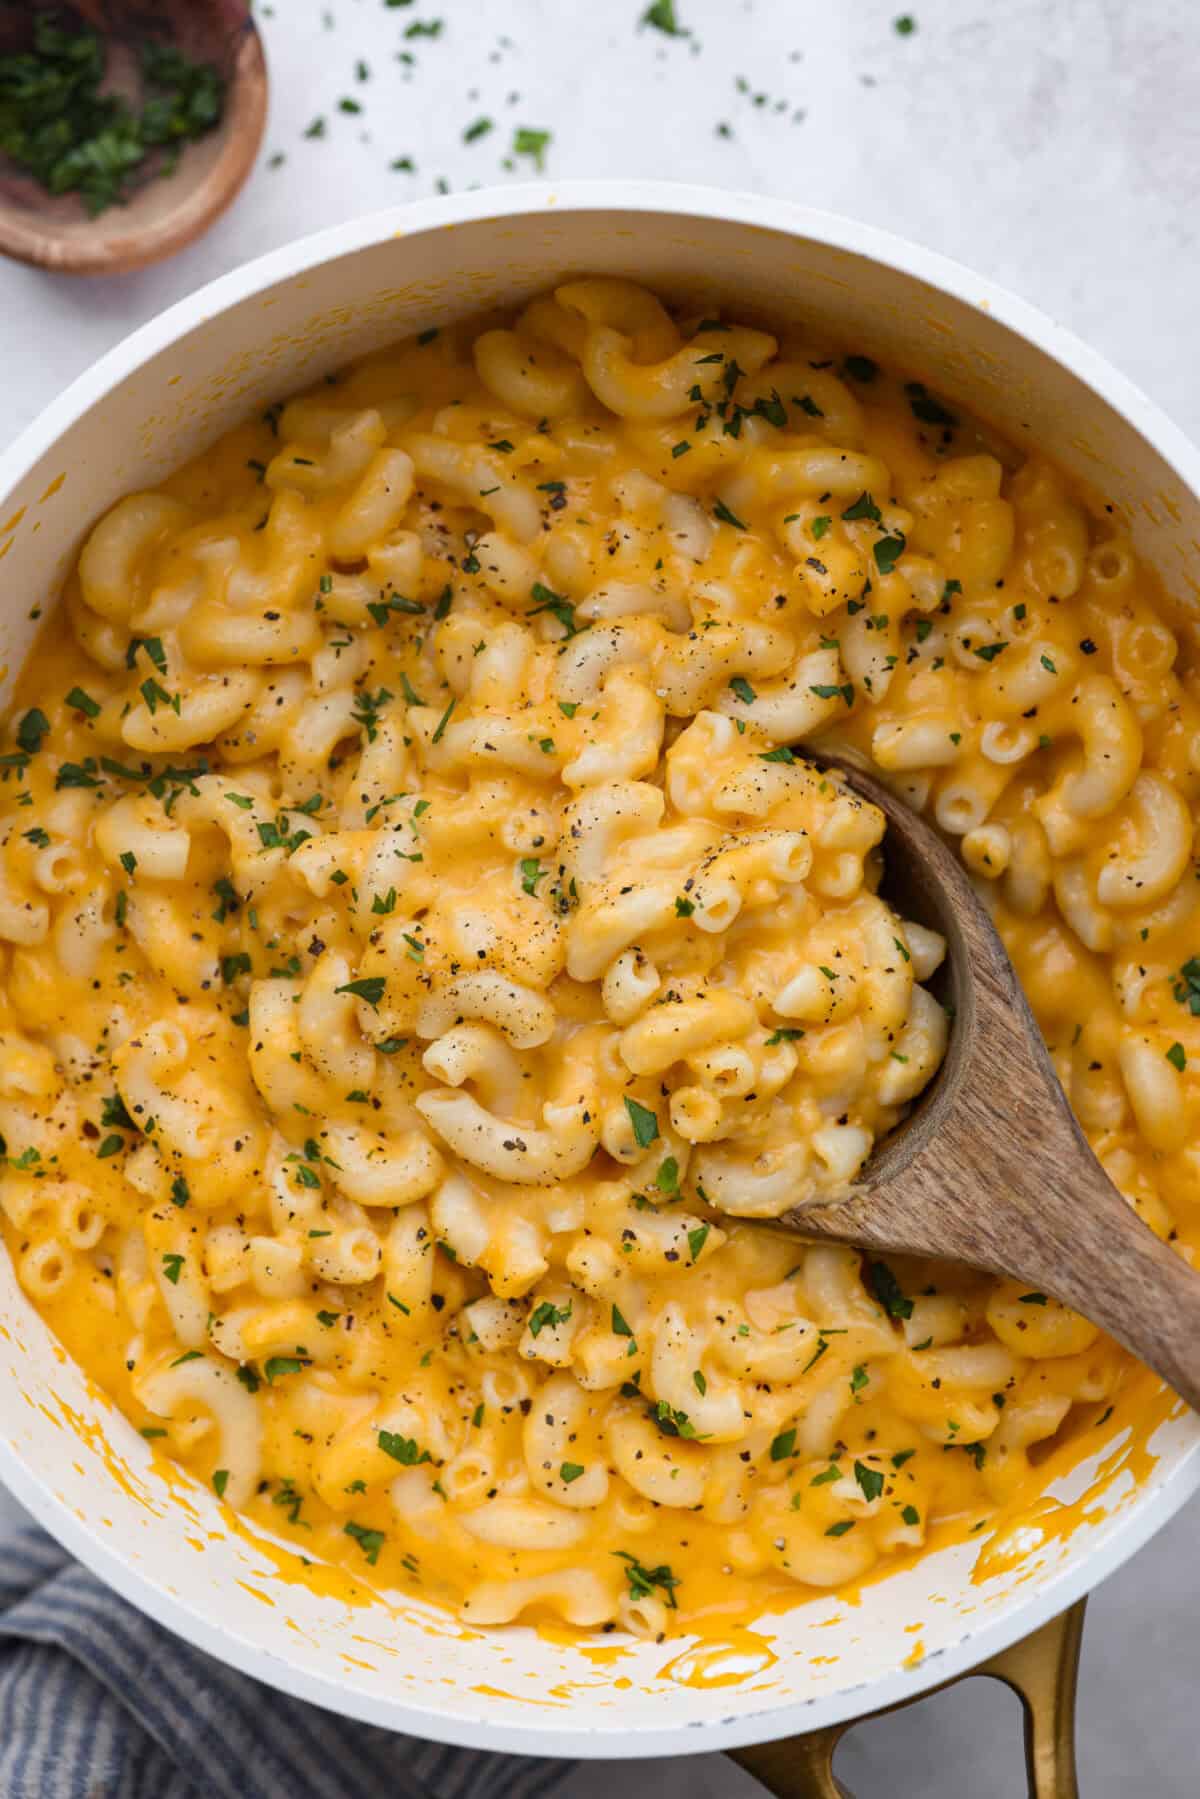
[0,1516,575,1799]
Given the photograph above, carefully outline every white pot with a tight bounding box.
[1,181,1197,1761]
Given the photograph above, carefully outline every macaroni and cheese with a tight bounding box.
[0,278,1190,1636]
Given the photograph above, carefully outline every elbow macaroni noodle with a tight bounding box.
[0,279,1191,1633]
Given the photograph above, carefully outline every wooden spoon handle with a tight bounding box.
[1009,1162,1200,1415]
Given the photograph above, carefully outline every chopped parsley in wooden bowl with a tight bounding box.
[0,0,266,274]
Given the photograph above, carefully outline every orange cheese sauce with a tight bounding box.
[0,279,1195,1639]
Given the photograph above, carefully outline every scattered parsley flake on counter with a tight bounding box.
[894,13,917,34]
[463,115,492,143]
[624,1096,659,1147]
[512,126,551,169]
[641,0,687,34]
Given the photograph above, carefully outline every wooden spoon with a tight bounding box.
[0,1,266,275]
[776,753,1200,1412]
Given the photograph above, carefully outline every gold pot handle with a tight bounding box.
[729,1599,1086,1799]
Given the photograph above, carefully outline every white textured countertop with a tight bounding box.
[2,1,1198,1792]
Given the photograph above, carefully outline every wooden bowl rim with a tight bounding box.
[0,17,267,277]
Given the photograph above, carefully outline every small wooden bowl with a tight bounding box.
[0,0,267,276]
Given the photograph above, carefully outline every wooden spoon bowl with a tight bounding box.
[0,0,266,275]
[777,752,1200,1411]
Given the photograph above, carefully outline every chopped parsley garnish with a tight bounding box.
[867,1259,914,1320]
[335,977,386,1009]
[873,532,907,576]
[854,1460,884,1502]
[378,1431,431,1465]
[905,381,957,427]
[528,581,580,637]
[1173,959,1200,1015]
[344,1522,385,1565]
[713,498,747,531]
[841,491,882,523]
[263,1356,308,1383]
[614,1549,679,1607]
[528,1299,572,1337]
[16,709,48,756]
[1167,1041,1188,1071]
[624,1096,659,1148]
